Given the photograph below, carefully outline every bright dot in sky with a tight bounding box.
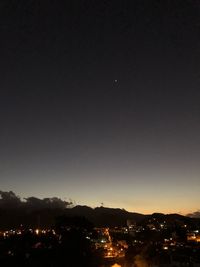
[114,79,118,83]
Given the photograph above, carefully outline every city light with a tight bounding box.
[35,229,39,235]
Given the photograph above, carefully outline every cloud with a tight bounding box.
[187,210,200,218]
[0,190,72,210]
[0,191,21,208]
[25,196,72,210]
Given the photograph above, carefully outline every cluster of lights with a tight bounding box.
[0,230,22,237]
[0,228,57,238]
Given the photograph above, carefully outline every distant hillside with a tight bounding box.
[0,194,200,229]
[0,204,200,229]
[64,206,145,227]
[63,207,200,228]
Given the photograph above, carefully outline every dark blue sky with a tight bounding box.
[0,0,200,213]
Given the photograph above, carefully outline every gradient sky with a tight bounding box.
[0,0,200,214]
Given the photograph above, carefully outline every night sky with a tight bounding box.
[1,0,200,214]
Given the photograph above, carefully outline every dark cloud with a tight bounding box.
[0,190,21,208]
[0,190,72,210]
[0,191,73,229]
[25,196,71,210]
[187,210,200,218]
